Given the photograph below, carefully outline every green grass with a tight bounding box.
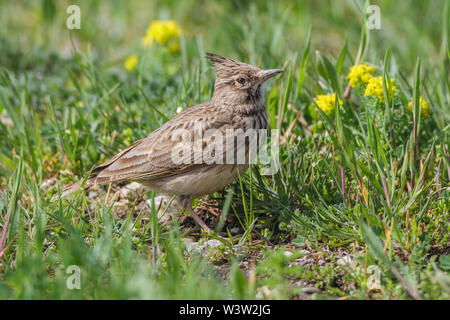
[0,0,449,299]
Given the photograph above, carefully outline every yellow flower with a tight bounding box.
[407,96,431,119]
[346,64,376,87]
[142,20,182,52]
[124,55,138,71]
[364,76,398,101]
[314,93,342,115]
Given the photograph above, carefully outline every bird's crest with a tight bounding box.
[205,52,258,77]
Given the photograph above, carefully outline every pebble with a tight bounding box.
[121,182,144,197]
[230,227,240,234]
[183,239,222,254]
[283,250,293,258]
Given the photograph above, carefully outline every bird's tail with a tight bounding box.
[51,179,94,202]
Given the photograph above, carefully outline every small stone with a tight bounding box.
[184,239,222,254]
[184,241,199,253]
[283,250,293,258]
[121,182,144,197]
[204,239,222,249]
[230,227,240,234]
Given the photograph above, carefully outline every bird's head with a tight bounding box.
[206,52,283,112]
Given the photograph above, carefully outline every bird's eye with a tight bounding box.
[236,77,246,84]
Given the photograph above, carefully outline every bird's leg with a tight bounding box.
[186,206,212,234]
[179,195,212,234]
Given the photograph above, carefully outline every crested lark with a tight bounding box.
[52,53,283,233]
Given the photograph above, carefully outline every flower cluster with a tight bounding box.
[124,20,183,71]
[346,64,376,88]
[364,76,398,101]
[407,96,431,119]
[314,93,342,115]
[310,61,432,144]
[142,20,182,53]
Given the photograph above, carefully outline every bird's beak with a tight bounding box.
[259,69,284,83]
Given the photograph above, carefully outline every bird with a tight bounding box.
[51,52,283,233]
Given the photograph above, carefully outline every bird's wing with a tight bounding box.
[90,102,234,185]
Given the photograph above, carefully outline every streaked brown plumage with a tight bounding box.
[52,53,283,233]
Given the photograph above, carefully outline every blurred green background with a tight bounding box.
[0,0,447,71]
